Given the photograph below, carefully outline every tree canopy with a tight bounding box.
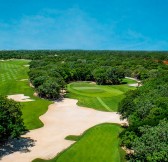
[0,96,25,141]
[119,72,168,161]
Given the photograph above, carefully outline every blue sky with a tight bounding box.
[0,0,168,50]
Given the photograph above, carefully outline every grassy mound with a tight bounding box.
[33,123,126,162]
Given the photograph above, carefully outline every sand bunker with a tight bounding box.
[125,77,142,87]
[33,92,38,97]
[128,83,139,87]
[128,83,142,87]
[29,83,34,88]
[125,77,139,81]
[7,94,34,102]
[1,98,127,162]
[89,81,96,84]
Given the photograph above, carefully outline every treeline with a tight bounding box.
[119,71,168,161]
[1,50,168,61]
[28,59,125,99]
[27,51,168,99]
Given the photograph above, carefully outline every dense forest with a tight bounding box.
[119,72,168,161]
[0,50,168,161]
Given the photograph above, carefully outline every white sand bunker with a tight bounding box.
[128,83,139,87]
[33,92,38,97]
[89,81,96,84]
[2,98,127,162]
[128,82,142,87]
[7,94,34,102]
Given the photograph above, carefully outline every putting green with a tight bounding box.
[66,81,135,112]
[0,60,51,130]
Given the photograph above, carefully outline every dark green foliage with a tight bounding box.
[118,90,138,119]
[38,79,61,99]
[92,67,125,85]
[120,131,137,148]
[92,68,107,85]
[33,76,47,88]
[131,120,168,162]
[119,72,168,161]
[0,96,25,141]
[119,75,168,126]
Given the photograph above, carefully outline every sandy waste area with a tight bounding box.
[1,98,127,162]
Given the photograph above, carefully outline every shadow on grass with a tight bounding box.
[0,137,35,159]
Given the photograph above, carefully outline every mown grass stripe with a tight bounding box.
[96,97,112,111]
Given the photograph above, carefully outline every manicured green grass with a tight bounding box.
[0,60,52,130]
[66,81,135,112]
[33,123,126,162]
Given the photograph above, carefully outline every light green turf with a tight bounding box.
[0,60,52,130]
[66,81,135,112]
[33,123,126,162]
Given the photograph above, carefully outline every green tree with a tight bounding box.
[37,79,61,99]
[106,67,125,84]
[33,76,47,88]
[92,68,107,85]
[131,119,168,162]
[0,96,25,141]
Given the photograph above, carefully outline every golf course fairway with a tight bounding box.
[0,60,51,130]
[33,124,126,162]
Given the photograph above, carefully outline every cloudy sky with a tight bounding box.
[0,0,167,50]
